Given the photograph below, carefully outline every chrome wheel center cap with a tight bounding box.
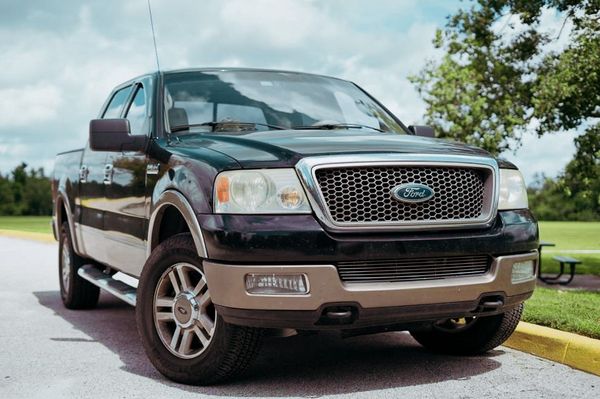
[173,292,199,328]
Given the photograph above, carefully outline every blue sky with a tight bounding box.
[0,0,580,184]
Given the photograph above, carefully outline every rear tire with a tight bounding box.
[136,233,264,385]
[58,222,100,309]
[410,304,523,355]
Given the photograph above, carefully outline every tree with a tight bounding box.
[411,0,600,154]
[0,173,16,215]
[561,126,600,218]
[23,167,52,216]
[0,163,52,216]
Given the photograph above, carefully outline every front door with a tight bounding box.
[103,81,151,275]
[78,84,133,264]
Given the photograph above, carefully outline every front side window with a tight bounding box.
[163,71,405,135]
[125,85,147,135]
[103,86,131,118]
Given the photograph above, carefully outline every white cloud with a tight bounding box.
[501,131,580,185]
[218,0,328,48]
[0,84,63,127]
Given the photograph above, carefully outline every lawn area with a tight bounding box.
[523,287,600,339]
[538,221,600,276]
[0,216,52,234]
[538,221,600,249]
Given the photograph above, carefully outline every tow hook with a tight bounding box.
[476,296,504,313]
[317,306,357,325]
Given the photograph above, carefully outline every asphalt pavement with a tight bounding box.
[0,236,598,399]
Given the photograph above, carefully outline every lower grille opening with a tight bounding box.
[337,255,491,283]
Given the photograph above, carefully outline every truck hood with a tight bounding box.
[177,130,494,168]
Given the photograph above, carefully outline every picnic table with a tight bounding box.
[537,240,582,285]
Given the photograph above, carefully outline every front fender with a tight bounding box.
[147,190,209,259]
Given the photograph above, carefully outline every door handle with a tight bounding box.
[103,164,113,185]
[79,165,89,183]
[146,163,160,175]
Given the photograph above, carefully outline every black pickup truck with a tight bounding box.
[52,68,538,385]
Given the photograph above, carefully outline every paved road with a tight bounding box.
[0,236,598,399]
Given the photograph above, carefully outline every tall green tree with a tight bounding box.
[411,0,600,153]
[0,173,16,215]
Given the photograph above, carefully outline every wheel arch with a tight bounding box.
[147,190,209,260]
[55,188,82,255]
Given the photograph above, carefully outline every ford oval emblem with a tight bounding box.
[391,183,435,203]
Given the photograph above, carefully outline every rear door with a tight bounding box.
[78,84,133,263]
[103,78,152,275]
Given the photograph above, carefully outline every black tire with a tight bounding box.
[410,304,524,355]
[136,233,263,385]
[58,222,100,309]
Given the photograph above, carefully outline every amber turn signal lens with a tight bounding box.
[277,186,304,209]
[216,175,230,203]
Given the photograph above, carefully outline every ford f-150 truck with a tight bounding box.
[52,68,538,385]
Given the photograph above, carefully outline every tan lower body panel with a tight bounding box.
[203,251,538,311]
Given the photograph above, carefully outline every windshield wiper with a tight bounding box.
[171,121,286,133]
[291,123,384,132]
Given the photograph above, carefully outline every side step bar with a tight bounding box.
[78,265,137,306]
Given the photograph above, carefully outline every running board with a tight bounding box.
[78,265,137,306]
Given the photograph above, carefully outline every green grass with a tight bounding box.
[523,287,600,339]
[0,216,52,234]
[538,221,600,276]
[538,221,600,249]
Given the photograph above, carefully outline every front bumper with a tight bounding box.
[203,251,538,330]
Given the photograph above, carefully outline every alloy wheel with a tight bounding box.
[153,263,217,359]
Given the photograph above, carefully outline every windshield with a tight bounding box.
[163,70,406,135]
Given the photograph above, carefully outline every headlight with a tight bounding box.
[214,169,312,214]
[498,169,528,210]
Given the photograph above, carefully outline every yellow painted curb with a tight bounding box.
[0,229,55,243]
[505,321,600,376]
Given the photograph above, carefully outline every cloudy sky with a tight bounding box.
[0,0,580,184]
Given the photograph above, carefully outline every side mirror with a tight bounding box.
[408,125,435,138]
[89,119,147,152]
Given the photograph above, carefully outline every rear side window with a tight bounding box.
[103,86,131,118]
[124,85,147,134]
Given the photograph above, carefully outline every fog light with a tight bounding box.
[511,260,535,283]
[245,274,309,295]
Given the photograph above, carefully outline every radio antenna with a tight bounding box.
[147,0,161,71]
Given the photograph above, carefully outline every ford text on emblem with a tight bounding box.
[177,306,188,315]
[391,183,435,203]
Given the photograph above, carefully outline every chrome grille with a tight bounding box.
[315,166,487,224]
[337,255,491,283]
